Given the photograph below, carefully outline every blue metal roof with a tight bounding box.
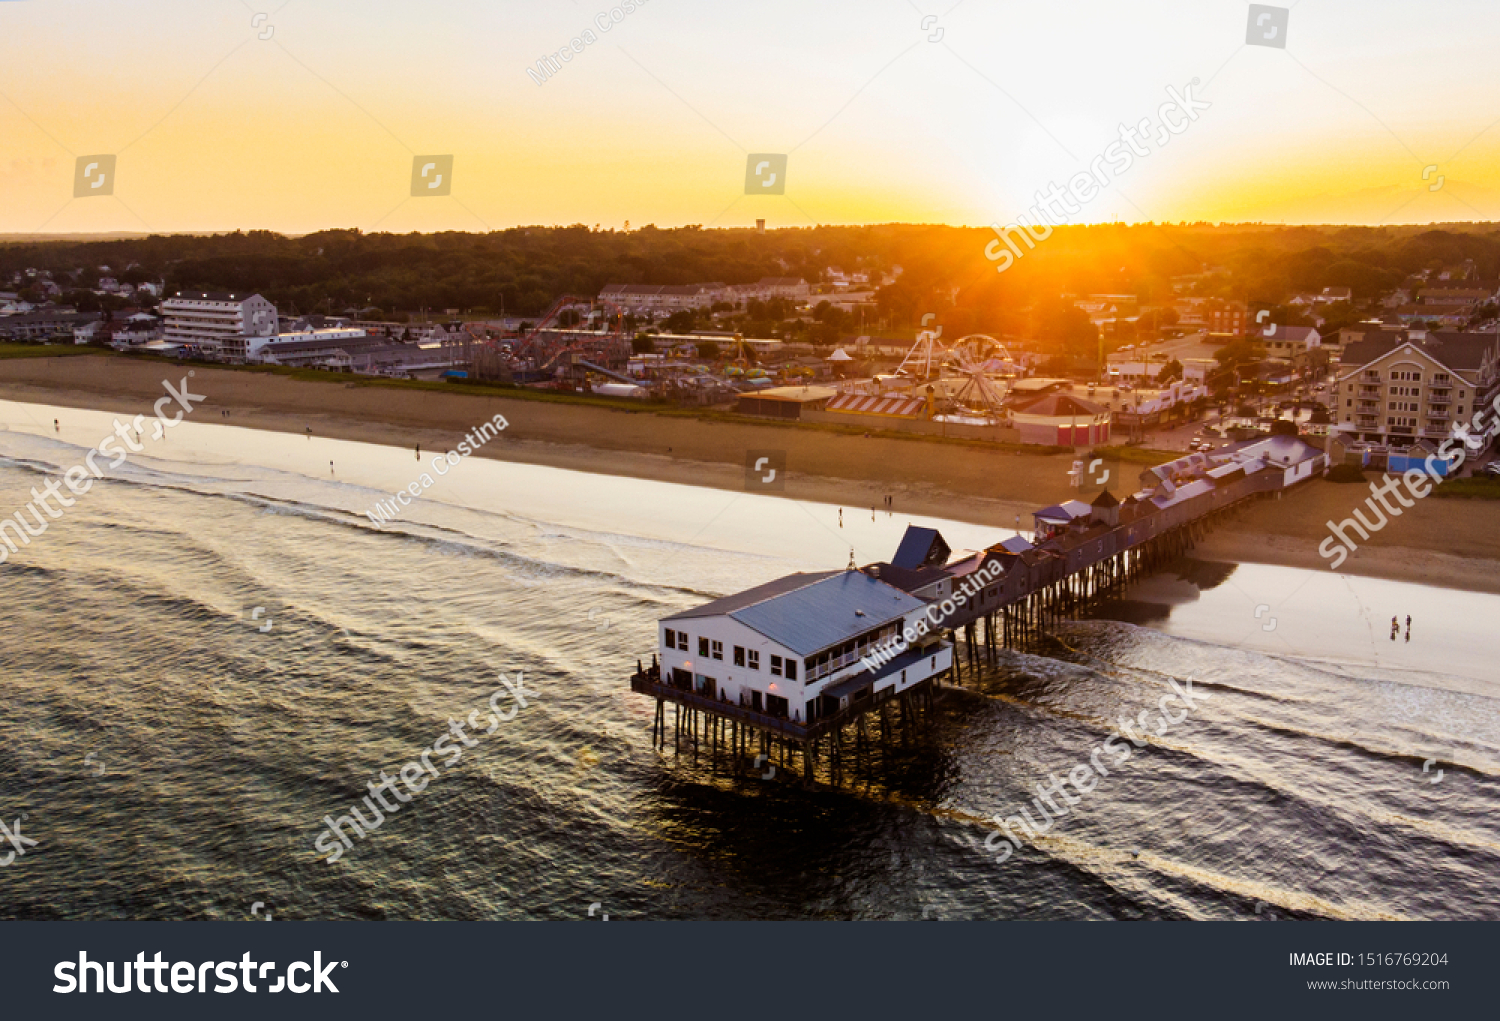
[891,526,947,570]
[728,571,926,657]
[663,572,840,621]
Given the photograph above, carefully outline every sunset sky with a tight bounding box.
[3,0,1500,235]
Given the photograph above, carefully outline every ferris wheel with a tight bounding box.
[943,334,1012,416]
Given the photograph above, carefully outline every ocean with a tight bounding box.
[0,396,1496,920]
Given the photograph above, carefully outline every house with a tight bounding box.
[1317,286,1353,304]
[1258,323,1324,377]
[658,569,949,724]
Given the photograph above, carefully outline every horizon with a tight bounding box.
[7,2,1500,234]
[7,219,1500,243]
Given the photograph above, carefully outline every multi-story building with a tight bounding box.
[657,569,949,725]
[1169,296,1245,335]
[0,309,99,341]
[1333,329,1500,447]
[1419,285,1494,305]
[600,278,810,312]
[160,291,277,362]
[1396,304,1472,327]
[598,283,728,313]
[732,277,810,303]
[1205,298,1247,336]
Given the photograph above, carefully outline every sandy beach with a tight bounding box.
[5,354,1500,592]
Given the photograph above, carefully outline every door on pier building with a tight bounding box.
[766,694,789,719]
[750,690,763,713]
[698,676,717,699]
[672,668,692,691]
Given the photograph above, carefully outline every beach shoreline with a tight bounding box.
[5,355,1500,593]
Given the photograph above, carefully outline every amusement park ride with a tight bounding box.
[892,326,1017,422]
[458,294,632,382]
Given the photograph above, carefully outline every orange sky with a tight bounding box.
[4,0,1500,235]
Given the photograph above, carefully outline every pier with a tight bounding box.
[628,433,1329,783]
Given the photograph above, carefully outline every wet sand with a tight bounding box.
[4,354,1500,592]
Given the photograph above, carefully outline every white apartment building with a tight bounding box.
[160,291,277,362]
[1334,330,1500,446]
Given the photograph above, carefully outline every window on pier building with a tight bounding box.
[785,659,797,680]
[747,650,760,670]
[665,628,676,648]
[710,640,723,661]
[770,655,783,676]
[734,646,745,667]
[698,636,709,657]
[677,631,688,651]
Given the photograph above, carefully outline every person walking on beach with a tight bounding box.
[330,460,335,476]
[838,508,843,528]
[53,419,59,432]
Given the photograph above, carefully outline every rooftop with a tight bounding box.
[664,570,926,656]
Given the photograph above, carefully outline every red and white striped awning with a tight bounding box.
[826,393,925,418]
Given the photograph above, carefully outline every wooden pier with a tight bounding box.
[631,660,946,785]
[628,441,1321,785]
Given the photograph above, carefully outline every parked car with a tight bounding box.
[1482,461,1500,478]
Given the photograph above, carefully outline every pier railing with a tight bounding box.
[630,665,928,743]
